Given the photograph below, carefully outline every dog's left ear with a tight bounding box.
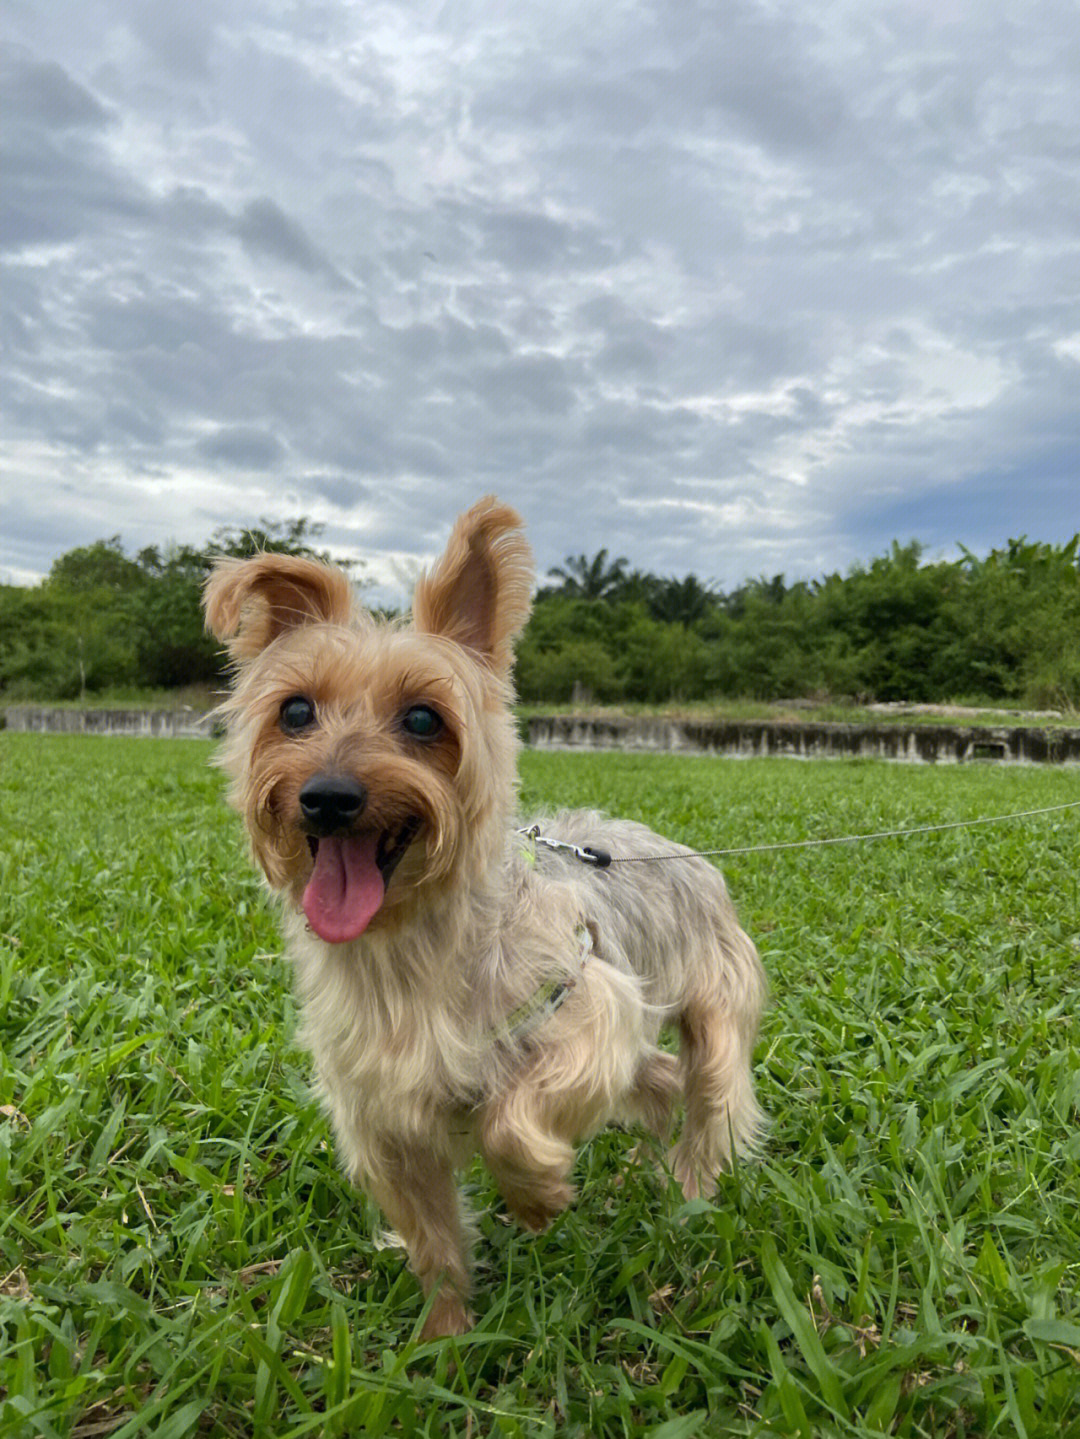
[413,497,534,674]
[203,552,354,662]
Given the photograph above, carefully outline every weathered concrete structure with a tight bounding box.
[5,706,1079,763]
[2,706,214,739]
[525,714,1080,765]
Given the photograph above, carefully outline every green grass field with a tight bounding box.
[2,734,1079,1438]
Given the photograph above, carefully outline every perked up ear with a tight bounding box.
[203,553,354,662]
[412,497,534,673]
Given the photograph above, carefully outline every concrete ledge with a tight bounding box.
[526,714,1080,765]
[6,706,1080,763]
[3,706,215,739]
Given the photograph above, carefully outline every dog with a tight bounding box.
[203,497,766,1338]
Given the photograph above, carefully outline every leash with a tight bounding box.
[518,823,612,868]
[505,800,1077,1046]
[521,800,1080,868]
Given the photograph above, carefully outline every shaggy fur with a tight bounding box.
[204,496,767,1338]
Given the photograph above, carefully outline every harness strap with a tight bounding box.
[480,924,594,1050]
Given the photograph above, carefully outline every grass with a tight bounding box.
[1,733,1078,1437]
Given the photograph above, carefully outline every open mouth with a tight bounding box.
[305,816,420,882]
[302,817,421,943]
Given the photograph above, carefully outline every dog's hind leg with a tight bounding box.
[669,975,765,1199]
[622,1048,682,1139]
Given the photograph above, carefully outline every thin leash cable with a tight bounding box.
[602,799,1080,864]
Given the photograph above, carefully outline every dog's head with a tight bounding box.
[203,498,533,941]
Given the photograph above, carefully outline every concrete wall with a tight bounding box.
[3,706,215,739]
[6,705,1079,763]
[526,714,1080,764]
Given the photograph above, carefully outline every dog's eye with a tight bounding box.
[402,704,443,741]
[280,695,317,733]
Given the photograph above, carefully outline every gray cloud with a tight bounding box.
[1,0,1078,595]
[235,198,354,288]
[305,474,370,509]
[0,50,148,251]
[1,49,112,130]
[198,427,287,469]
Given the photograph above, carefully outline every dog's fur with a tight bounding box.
[204,497,766,1338]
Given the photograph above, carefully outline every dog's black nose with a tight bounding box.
[299,774,367,834]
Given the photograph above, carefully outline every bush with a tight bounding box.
[516,639,623,704]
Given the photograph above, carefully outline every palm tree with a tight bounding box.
[546,549,630,601]
[647,574,717,626]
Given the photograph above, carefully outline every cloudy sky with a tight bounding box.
[3,0,1079,601]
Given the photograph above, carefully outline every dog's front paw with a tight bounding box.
[420,1293,474,1340]
[504,1180,575,1232]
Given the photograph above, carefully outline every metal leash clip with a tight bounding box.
[517,824,612,869]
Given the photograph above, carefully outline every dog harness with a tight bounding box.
[478,827,603,1051]
[480,923,594,1050]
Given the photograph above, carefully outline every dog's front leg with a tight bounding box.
[366,1141,474,1339]
[478,1087,578,1233]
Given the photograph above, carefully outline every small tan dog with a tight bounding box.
[204,497,766,1338]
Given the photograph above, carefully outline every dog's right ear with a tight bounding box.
[203,553,354,662]
[412,497,534,675]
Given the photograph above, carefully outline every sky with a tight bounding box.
[3,0,1079,604]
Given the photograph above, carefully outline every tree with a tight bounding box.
[645,574,717,627]
[47,536,145,594]
[206,516,358,569]
[5,523,1080,708]
[0,519,369,700]
[546,549,629,601]
[132,544,220,688]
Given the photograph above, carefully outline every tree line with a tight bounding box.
[0,522,332,701]
[2,525,1078,710]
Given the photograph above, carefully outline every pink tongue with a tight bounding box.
[302,833,385,943]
